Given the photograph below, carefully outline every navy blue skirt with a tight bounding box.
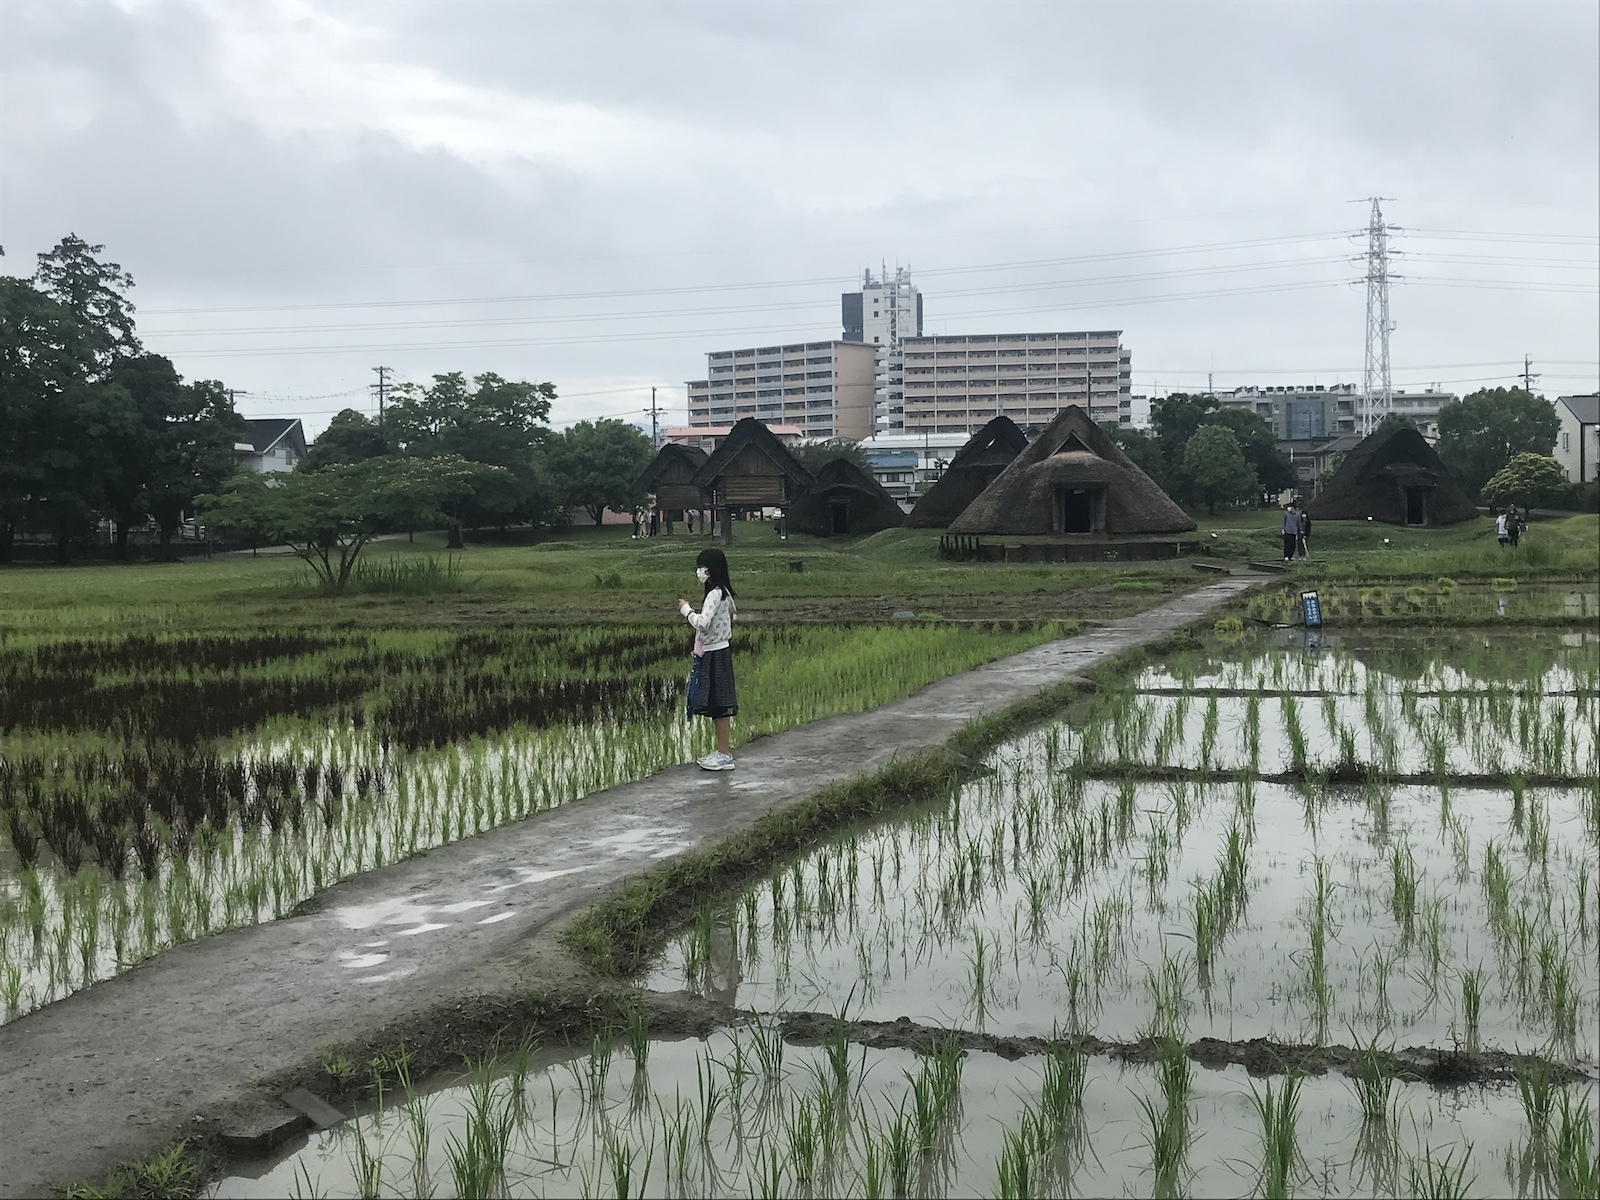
[687,647,738,719]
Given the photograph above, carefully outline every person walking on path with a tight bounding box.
[679,547,738,771]
[1282,505,1301,561]
[1497,510,1510,548]
[1298,509,1312,559]
[1509,512,1523,547]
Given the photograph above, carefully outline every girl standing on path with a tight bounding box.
[679,547,738,771]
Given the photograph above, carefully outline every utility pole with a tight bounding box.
[1353,198,1402,435]
[644,387,662,448]
[371,366,392,433]
[1521,355,1540,396]
[225,388,249,409]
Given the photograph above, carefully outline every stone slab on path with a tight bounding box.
[0,578,1255,1196]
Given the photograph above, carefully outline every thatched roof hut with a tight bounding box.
[949,405,1195,536]
[788,459,905,537]
[904,416,1029,528]
[1304,425,1477,526]
[636,443,708,513]
[689,418,813,509]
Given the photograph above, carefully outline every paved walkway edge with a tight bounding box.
[0,579,1256,1196]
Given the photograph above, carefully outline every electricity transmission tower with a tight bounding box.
[1355,198,1401,435]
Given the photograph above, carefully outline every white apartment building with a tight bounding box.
[859,430,974,505]
[841,267,923,431]
[1216,384,1456,441]
[898,331,1131,434]
[685,340,878,441]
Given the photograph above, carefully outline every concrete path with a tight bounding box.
[0,578,1255,1196]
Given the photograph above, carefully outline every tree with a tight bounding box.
[1480,453,1568,517]
[386,371,557,543]
[299,409,389,473]
[1202,407,1296,497]
[145,378,243,554]
[0,278,84,562]
[1181,425,1258,515]
[545,419,655,524]
[32,234,140,377]
[199,455,505,591]
[794,438,869,476]
[1374,411,1417,435]
[1099,422,1168,489]
[1435,387,1560,496]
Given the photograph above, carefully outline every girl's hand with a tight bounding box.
[676,598,689,609]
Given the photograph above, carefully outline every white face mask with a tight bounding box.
[695,567,710,584]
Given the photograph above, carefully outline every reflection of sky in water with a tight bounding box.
[650,632,1599,1060]
[210,1030,1581,1200]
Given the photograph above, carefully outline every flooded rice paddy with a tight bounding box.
[0,621,1055,1022]
[215,623,1598,1198]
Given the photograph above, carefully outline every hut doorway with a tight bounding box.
[1058,488,1097,534]
[829,500,850,536]
[1404,487,1427,526]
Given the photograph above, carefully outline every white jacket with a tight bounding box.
[681,587,735,652]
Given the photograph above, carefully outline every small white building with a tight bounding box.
[859,430,973,505]
[1554,394,1599,484]
[235,418,307,473]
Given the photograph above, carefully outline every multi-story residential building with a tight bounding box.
[1554,394,1599,484]
[898,331,1131,434]
[1216,385,1455,441]
[685,341,878,441]
[841,267,923,431]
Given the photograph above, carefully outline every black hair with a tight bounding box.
[696,547,735,599]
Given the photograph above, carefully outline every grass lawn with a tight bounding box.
[0,524,1209,637]
[1192,508,1599,580]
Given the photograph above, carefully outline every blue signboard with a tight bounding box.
[1300,590,1323,628]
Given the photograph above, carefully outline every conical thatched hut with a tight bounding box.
[635,443,708,516]
[904,416,1029,528]
[1304,425,1477,526]
[788,458,905,538]
[689,418,814,542]
[949,405,1194,536]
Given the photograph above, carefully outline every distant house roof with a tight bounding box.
[237,418,308,459]
[1558,394,1600,425]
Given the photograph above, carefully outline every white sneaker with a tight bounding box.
[697,752,735,771]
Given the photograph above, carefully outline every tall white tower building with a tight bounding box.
[842,267,923,431]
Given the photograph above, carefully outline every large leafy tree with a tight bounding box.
[32,234,140,378]
[1480,453,1569,517]
[1202,407,1295,496]
[299,408,389,473]
[794,438,869,475]
[386,371,557,543]
[199,455,505,591]
[1181,425,1257,515]
[0,278,84,561]
[1435,387,1560,496]
[546,419,655,525]
[1099,423,1168,489]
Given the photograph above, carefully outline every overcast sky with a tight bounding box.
[3,0,1596,437]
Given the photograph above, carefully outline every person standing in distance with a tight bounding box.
[679,548,738,771]
[1282,504,1301,562]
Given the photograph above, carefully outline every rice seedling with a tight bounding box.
[1244,1068,1309,1198]
[1405,1142,1475,1200]
[1553,1088,1599,1199]
[1348,1032,1394,1123]
[1518,1059,1558,1138]
[1390,844,1419,938]
[1039,1040,1089,1137]
[1135,1089,1187,1199]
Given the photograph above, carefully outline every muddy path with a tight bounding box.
[0,579,1256,1197]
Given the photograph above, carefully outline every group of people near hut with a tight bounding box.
[631,505,702,538]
